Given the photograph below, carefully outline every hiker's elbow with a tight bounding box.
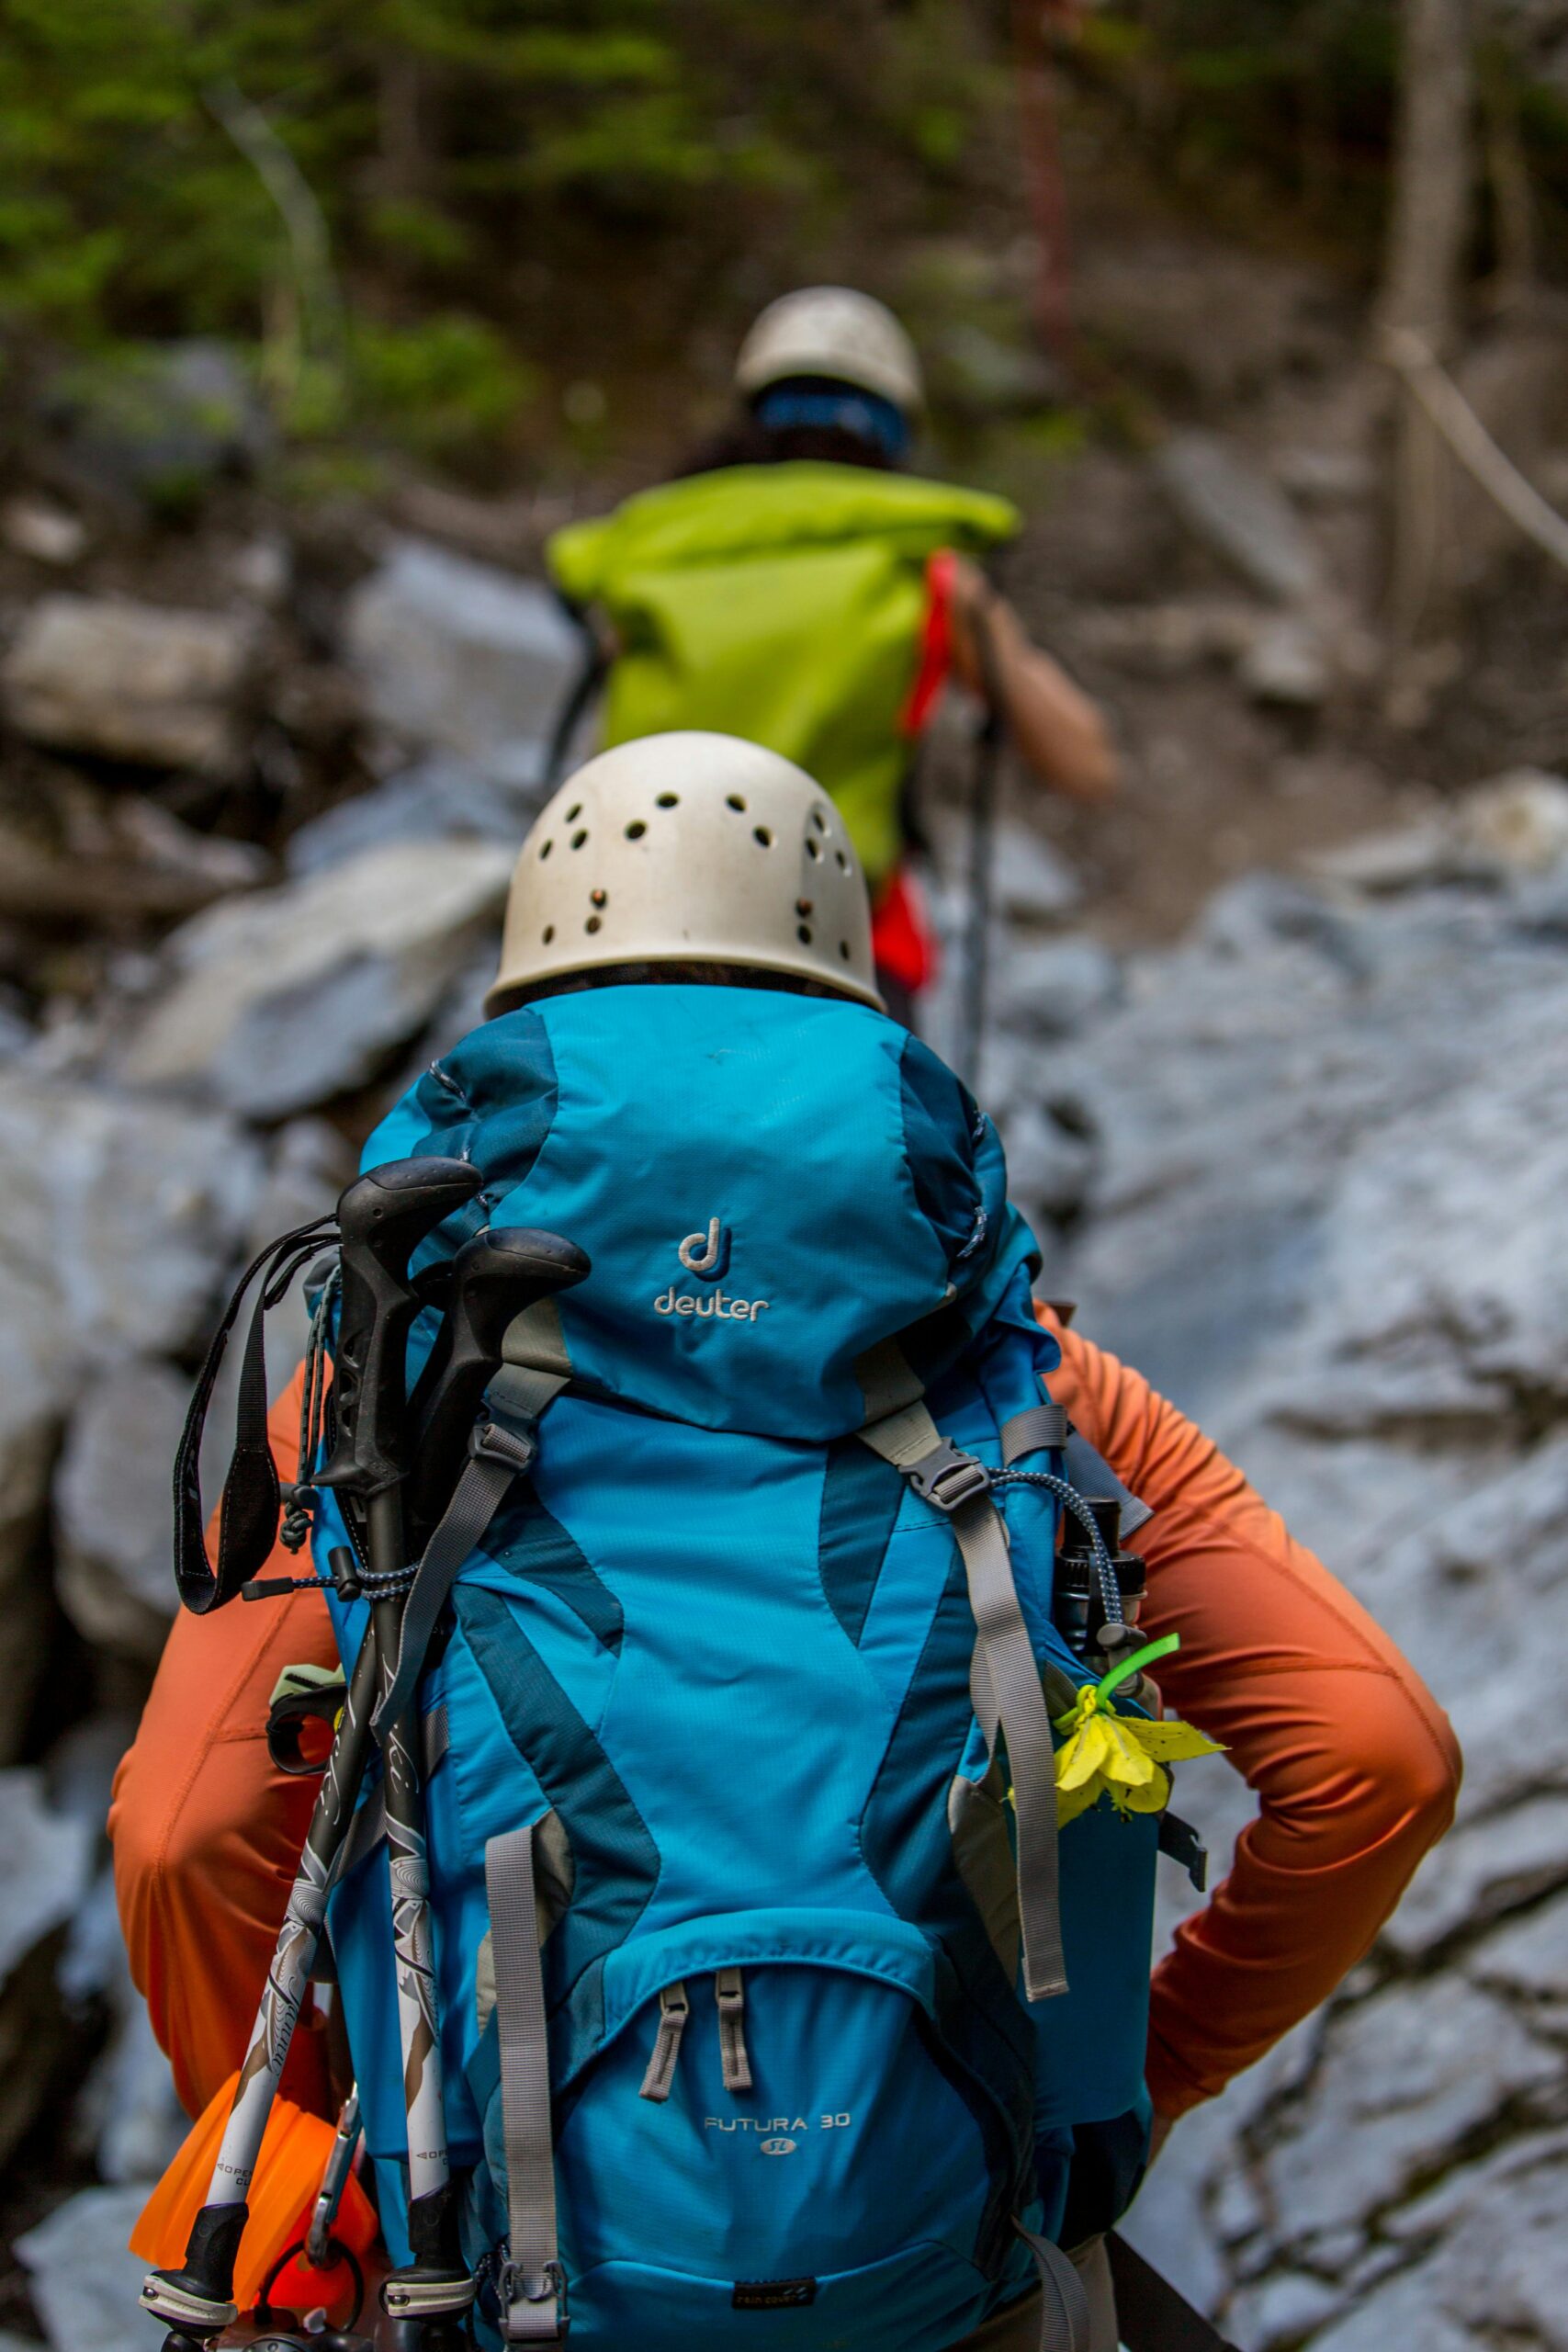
[1340,1679,1462,1865]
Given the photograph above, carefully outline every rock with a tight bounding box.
[933,322,1064,415]
[52,1363,188,1660]
[998,1102,1096,1225]
[119,836,513,1119]
[286,755,531,876]
[987,819,1082,925]
[1254,1974,1556,2248]
[344,536,582,772]
[1156,431,1322,604]
[1455,766,1568,876]
[15,2183,154,2352]
[1225,2270,1347,2350]
[1383,1793,1568,1960]
[0,1069,262,1750]
[990,936,1122,1041]
[1074,599,1258,680]
[1238,613,1331,707]
[44,339,268,507]
[1,495,87,565]
[1469,1886,1568,2003]
[0,775,267,925]
[1304,2147,1568,2352]
[1,595,258,773]
[0,1770,96,2168]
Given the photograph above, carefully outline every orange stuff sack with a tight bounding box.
[131,2074,378,2316]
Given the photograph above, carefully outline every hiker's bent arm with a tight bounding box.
[948,557,1118,801]
[1040,1308,1461,2122]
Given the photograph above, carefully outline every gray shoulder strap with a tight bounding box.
[860,1399,1066,2005]
[485,1823,569,2343]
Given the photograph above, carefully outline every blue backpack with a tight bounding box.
[317,983,1171,2352]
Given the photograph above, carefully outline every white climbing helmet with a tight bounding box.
[486,732,884,1014]
[734,287,924,415]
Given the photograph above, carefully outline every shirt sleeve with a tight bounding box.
[1039,1306,1461,2119]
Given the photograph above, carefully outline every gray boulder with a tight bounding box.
[44,339,268,507]
[15,2183,152,2352]
[287,755,532,876]
[118,836,513,1119]
[345,536,582,773]
[0,1069,262,1752]
[990,935,1122,1042]
[0,1770,96,2169]
[53,1363,188,1661]
[1156,431,1322,604]
[1,594,258,773]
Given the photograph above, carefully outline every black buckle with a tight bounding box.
[500,2258,570,2342]
[906,1441,991,1516]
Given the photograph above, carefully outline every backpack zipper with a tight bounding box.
[716,1965,753,2093]
[638,1980,690,2103]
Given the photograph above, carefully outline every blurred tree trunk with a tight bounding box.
[1383,0,1474,645]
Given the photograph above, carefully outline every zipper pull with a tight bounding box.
[716,1965,753,2093]
[639,1980,690,2104]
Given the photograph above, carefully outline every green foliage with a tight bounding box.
[351,313,537,455]
[0,0,1007,462]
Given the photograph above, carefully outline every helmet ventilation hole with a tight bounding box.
[539,840,553,859]
[570,828,588,849]
[835,850,848,870]
[566,803,582,821]
[839,941,851,960]
[727,793,747,811]
[812,808,829,832]
[753,826,773,848]
[585,915,603,934]
[543,924,555,944]
[795,898,813,916]
[625,820,646,839]
[797,924,813,945]
[805,837,820,860]
[657,792,679,808]
[591,888,608,907]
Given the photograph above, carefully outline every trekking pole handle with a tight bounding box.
[316,1158,484,1501]
[406,1226,592,1559]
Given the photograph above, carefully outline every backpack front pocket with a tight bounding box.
[540,1907,1032,2348]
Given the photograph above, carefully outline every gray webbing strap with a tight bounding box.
[716,1966,752,2092]
[374,1365,567,1740]
[860,1405,1066,2004]
[485,1824,568,2343]
[1063,1430,1152,1540]
[1000,1399,1069,1464]
[1012,2222,1093,2352]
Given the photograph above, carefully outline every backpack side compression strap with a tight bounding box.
[484,1823,569,2344]
[859,1400,1067,2004]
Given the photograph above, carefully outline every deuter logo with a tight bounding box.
[655,1218,770,1326]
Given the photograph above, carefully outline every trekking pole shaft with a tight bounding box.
[141,1627,381,2336]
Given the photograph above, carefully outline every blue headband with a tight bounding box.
[755,383,911,462]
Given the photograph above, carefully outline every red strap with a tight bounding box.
[899,549,957,739]
[872,865,939,995]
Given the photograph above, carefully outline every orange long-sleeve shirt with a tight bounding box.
[109,1311,1459,2127]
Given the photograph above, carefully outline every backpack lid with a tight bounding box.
[369,983,1039,1442]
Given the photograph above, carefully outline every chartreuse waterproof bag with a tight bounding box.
[547,464,1019,888]
[317,983,1179,2351]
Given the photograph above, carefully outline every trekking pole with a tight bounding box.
[353,1226,592,2351]
[141,1157,484,2352]
[958,592,1006,1095]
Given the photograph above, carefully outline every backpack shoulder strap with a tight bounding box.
[859,1388,1066,2005]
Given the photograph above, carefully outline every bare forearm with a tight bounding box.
[949,566,1117,800]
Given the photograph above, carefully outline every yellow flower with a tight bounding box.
[1051,1635,1224,1827]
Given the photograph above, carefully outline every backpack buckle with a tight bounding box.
[906,1441,992,1516]
[500,2256,570,2342]
[470,1418,539,1476]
